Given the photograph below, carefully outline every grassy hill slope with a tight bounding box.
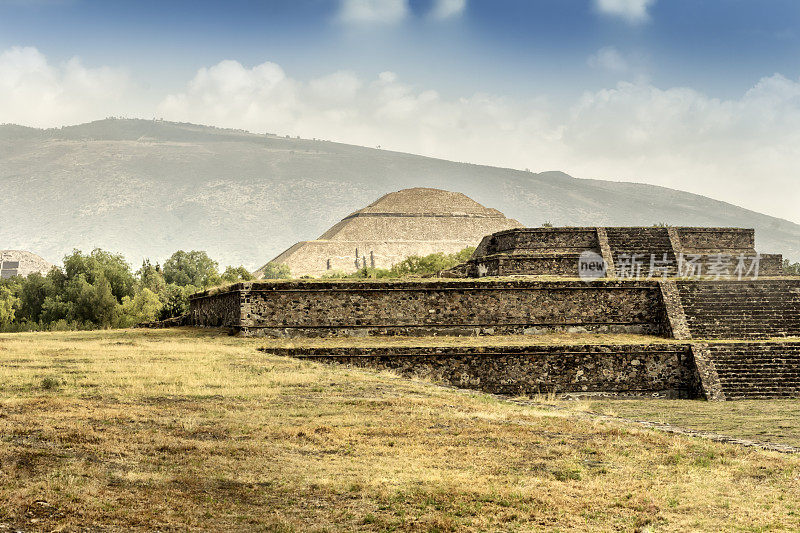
[2,118,798,268]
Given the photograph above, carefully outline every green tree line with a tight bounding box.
[0,249,260,331]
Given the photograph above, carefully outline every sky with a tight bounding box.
[1,0,800,223]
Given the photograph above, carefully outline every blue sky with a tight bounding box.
[3,0,800,99]
[1,0,800,222]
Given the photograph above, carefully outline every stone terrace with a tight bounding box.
[450,226,784,278]
[192,226,800,401]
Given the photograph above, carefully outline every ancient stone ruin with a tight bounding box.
[0,250,53,279]
[193,224,799,401]
[254,188,522,278]
[444,226,784,278]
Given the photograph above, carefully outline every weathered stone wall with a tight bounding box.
[470,254,584,277]
[190,279,668,337]
[190,289,243,328]
[466,228,601,277]
[270,344,700,398]
[481,228,599,254]
[676,228,755,252]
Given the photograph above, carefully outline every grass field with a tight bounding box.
[582,399,800,449]
[1,328,799,531]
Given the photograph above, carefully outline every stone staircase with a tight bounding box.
[677,280,800,339]
[705,342,800,399]
[605,227,678,277]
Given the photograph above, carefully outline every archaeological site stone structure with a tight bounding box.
[444,226,784,278]
[193,223,800,401]
[254,188,522,278]
[0,250,53,279]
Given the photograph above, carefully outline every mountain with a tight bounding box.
[1,118,798,269]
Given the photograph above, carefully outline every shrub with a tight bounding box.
[258,262,291,280]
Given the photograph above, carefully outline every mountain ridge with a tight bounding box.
[1,118,798,268]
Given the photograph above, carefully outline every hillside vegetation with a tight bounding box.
[1,328,799,531]
[2,119,799,268]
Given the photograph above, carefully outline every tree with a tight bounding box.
[784,259,800,276]
[117,288,162,327]
[137,259,166,294]
[221,265,255,284]
[0,285,18,328]
[64,274,117,326]
[158,284,194,320]
[258,262,291,280]
[15,273,54,323]
[163,250,220,288]
[63,249,135,303]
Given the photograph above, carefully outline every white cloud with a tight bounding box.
[0,46,136,127]
[3,46,800,225]
[594,0,655,25]
[429,0,466,20]
[588,46,629,72]
[337,0,408,25]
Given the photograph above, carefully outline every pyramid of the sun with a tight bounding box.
[256,188,523,278]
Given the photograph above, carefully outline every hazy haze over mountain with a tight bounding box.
[2,119,798,269]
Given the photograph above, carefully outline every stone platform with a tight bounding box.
[447,226,784,278]
[191,223,800,400]
[190,278,670,337]
[264,340,700,398]
[261,337,800,401]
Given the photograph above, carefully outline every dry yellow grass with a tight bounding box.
[0,327,799,531]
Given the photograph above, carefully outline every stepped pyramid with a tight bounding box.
[1,250,53,279]
[255,188,522,278]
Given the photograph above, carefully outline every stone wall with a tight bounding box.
[675,228,755,252]
[190,279,668,337]
[190,289,243,328]
[469,253,584,277]
[269,344,700,398]
[479,228,600,255]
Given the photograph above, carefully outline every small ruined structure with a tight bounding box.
[254,188,522,278]
[192,224,800,401]
[0,250,53,279]
[445,226,784,278]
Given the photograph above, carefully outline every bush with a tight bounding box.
[41,376,64,391]
[784,259,800,276]
[258,262,291,280]
[389,247,475,277]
